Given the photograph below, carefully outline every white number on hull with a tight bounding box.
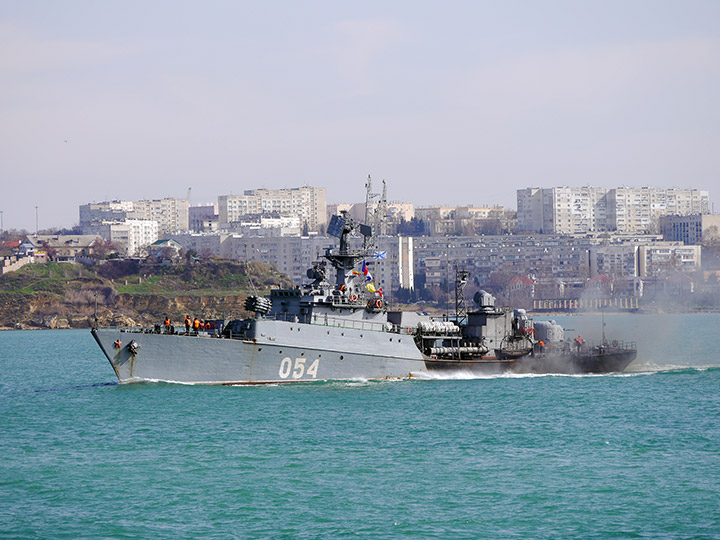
[279,357,320,379]
[306,359,319,378]
[279,357,292,378]
[292,358,306,379]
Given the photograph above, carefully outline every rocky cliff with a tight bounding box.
[0,292,251,330]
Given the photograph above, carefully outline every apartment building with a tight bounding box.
[658,213,720,245]
[132,198,189,234]
[79,200,135,224]
[416,205,512,235]
[79,197,189,235]
[518,187,710,234]
[84,219,159,257]
[189,204,219,233]
[219,186,327,232]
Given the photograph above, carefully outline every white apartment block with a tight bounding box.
[638,244,701,277]
[518,187,710,234]
[79,197,189,235]
[79,201,135,225]
[219,187,327,232]
[132,198,189,234]
[589,245,640,278]
[517,187,609,234]
[84,219,159,256]
[167,233,234,259]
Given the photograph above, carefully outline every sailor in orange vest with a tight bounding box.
[164,315,171,333]
[574,335,583,352]
[184,315,191,335]
[193,317,201,334]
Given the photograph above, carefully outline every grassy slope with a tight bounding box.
[0,260,294,327]
[0,260,292,297]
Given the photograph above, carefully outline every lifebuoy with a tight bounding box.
[349,293,358,302]
[375,299,383,309]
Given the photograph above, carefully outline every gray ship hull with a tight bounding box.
[512,348,637,374]
[92,319,428,384]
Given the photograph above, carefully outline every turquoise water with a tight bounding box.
[1,314,719,539]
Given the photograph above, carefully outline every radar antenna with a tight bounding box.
[326,212,372,288]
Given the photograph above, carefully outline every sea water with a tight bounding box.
[1,313,719,539]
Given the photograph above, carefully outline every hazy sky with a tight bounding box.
[2,0,719,231]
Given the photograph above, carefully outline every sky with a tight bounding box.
[1,0,719,231]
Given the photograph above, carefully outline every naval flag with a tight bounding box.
[373,250,387,260]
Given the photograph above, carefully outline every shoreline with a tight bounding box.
[4,309,720,332]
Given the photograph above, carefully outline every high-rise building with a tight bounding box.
[517,187,709,234]
[189,204,219,232]
[658,213,720,245]
[219,187,327,232]
[132,198,189,234]
[79,197,189,235]
[517,187,609,234]
[84,220,159,256]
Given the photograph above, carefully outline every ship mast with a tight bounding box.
[454,267,470,325]
[325,212,371,289]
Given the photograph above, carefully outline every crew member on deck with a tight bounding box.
[193,317,201,334]
[184,315,191,335]
[164,316,171,333]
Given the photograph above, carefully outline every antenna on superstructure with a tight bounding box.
[364,175,378,250]
[363,175,390,247]
[364,175,373,227]
[379,179,388,236]
[454,266,470,325]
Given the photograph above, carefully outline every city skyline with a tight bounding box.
[3,0,719,231]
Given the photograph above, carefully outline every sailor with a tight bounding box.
[193,317,201,334]
[574,335,583,351]
[205,321,212,330]
[538,340,545,352]
[184,315,191,335]
[164,315,171,333]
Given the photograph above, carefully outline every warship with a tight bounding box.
[92,214,636,384]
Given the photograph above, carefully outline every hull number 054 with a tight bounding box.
[279,357,320,379]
